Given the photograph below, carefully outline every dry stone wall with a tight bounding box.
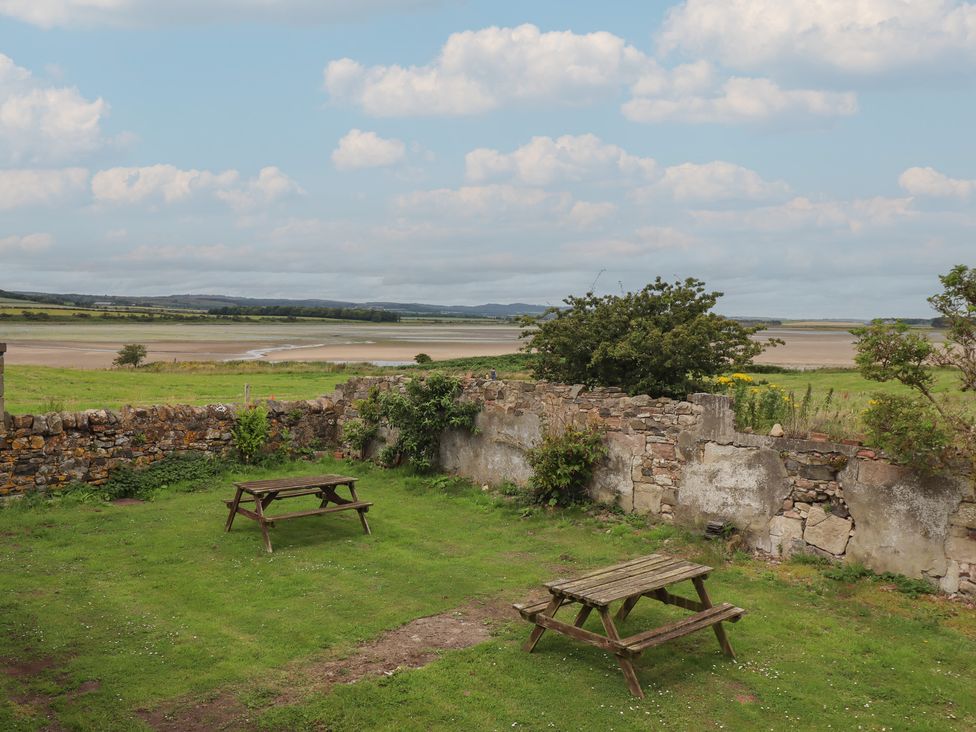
[0,398,338,495]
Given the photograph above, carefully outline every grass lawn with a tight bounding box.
[1,457,974,731]
[1,364,358,414]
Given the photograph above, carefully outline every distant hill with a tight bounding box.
[4,290,549,319]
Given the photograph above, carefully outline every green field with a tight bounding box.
[1,458,973,731]
[1,363,359,413]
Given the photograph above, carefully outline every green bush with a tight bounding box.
[414,353,433,364]
[520,278,780,398]
[342,418,378,459]
[862,393,951,473]
[113,343,147,367]
[526,423,607,507]
[354,375,480,472]
[68,453,227,501]
[232,404,270,464]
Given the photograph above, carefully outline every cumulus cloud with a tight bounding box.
[465,134,656,185]
[568,201,618,227]
[396,183,572,217]
[899,166,975,198]
[0,53,108,162]
[623,74,857,124]
[658,0,976,76]
[332,129,406,170]
[691,195,916,232]
[0,232,54,253]
[653,161,791,201]
[325,24,651,116]
[91,164,301,209]
[0,0,440,28]
[0,167,88,209]
[466,134,787,202]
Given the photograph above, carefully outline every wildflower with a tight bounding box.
[730,373,753,382]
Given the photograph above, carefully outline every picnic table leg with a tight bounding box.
[224,487,243,531]
[692,577,735,659]
[357,507,371,535]
[573,604,593,628]
[597,606,644,699]
[615,595,641,622]
[251,493,274,554]
[523,596,562,653]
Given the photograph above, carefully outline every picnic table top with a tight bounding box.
[544,553,712,606]
[233,474,358,494]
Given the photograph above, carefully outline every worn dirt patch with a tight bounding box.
[140,598,514,731]
[0,656,57,677]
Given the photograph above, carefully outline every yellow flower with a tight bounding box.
[716,376,732,385]
[730,373,753,382]
[868,399,878,406]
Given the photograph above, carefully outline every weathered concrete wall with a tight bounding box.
[332,376,976,597]
[0,399,337,495]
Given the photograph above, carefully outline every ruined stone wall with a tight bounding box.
[332,376,976,596]
[0,399,337,495]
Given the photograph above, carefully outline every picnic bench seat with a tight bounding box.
[224,474,372,552]
[514,553,746,698]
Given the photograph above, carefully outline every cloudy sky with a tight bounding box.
[1,1,974,317]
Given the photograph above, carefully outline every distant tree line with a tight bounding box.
[207,306,400,322]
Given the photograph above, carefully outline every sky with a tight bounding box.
[0,0,974,318]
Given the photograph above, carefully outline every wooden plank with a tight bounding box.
[531,613,627,654]
[650,589,706,613]
[267,501,372,521]
[597,606,644,698]
[560,558,697,601]
[514,598,571,621]
[620,603,745,654]
[693,576,737,658]
[234,475,357,494]
[523,596,562,652]
[545,554,670,591]
[584,565,712,605]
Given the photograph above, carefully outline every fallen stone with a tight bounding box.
[803,505,853,555]
[769,423,784,437]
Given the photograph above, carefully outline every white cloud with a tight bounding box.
[563,227,696,258]
[623,75,857,124]
[568,201,618,227]
[899,166,975,198]
[332,129,406,170]
[0,0,439,28]
[395,184,572,217]
[0,232,54,254]
[465,134,786,202]
[325,24,652,116]
[0,167,88,209]
[654,161,791,201]
[0,53,108,162]
[658,0,976,76]
[465,134,656,185]
[692,195,916,232]
[91,164,301,209]
[215,166,304,211]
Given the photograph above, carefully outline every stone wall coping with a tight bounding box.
[0,342,6,353]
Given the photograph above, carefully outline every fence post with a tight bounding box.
[0,342,6,432]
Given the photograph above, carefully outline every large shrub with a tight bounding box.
[519,278,779,398]
[232,404,270,464]
[526,423,607,507]
[853,264,976,471]
[345,374,480,472]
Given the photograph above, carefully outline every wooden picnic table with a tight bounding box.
[514,553,745,698]
[224,474,371,553]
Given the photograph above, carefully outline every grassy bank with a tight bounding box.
[1,457,974,731]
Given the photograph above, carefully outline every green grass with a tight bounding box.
[1,458,974,731]
[2,363,358,413]
[740,367,973,439]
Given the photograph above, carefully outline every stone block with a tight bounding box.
[946,536,976,564]
[803,505,852,555]
[767,515,804,557]
[950,502,976,528]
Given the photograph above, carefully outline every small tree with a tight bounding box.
[520,278,780,398]
[527,423,607,506]
[232,405,270,464]
[114,343,147,367]
[853,264,976,471]
[414,353,433,364]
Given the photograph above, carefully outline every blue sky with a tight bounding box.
[1,1,974,317]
